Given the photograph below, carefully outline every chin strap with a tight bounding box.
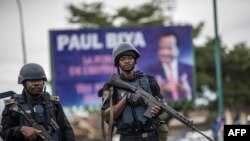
[43,82,46,93]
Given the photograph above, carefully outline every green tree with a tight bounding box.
[67,2,113,28]
[222,43,250,108]
[195,40,250,122]
[67,0,172,28]
[114,0,166,27]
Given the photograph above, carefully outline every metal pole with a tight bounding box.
[16,0,27,64]
[213,0,224,117]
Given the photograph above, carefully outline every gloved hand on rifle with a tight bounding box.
[126,93,144,106]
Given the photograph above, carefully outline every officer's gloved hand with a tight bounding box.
[127,93,143,106]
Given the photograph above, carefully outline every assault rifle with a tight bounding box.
[1,91,54,141]
[107,74,214,141]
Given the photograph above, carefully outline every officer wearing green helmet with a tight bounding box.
[1,63,75,141]
[101,42,168,141]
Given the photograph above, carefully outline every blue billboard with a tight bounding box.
[50,26,194,106]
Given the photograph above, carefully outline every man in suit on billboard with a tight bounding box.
[144,32,193,101]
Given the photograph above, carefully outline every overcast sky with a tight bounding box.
[1,0,250,110]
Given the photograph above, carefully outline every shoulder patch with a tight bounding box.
[50,96,60,102]
[4,99,16,105]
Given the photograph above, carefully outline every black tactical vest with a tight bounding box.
[115,74,157,129]
[13,93,61,141]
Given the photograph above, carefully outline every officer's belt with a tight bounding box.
[119,130,156,137]
[117,125,156,135]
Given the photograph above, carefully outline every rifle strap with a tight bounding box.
[101,109,107,141]
[13,102,36,125]
[11,94,36,125]
[101,86,114,141]
[130,105,142,130]
[108,86,114,141]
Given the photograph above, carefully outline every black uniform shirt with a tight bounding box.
[0,92,76,141]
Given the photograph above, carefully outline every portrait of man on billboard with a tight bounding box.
[143,31,193,101]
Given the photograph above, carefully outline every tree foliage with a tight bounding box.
[195,39,250,110]
[222,43,250,108]
[67,2,113,28]
[114,0,166,27]
[67,0,170,28]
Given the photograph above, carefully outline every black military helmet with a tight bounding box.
[112,42,140,66]
[18,63,47,84]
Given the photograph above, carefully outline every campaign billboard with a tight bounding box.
[50,26,194,106]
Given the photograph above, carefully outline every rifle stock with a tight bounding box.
[107,73,214,141]
[0,91,15,99]
[107,74,137,92]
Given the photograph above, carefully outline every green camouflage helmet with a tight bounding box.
[18,63,47,84]
[112,42,140,66]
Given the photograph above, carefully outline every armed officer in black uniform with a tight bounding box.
[101,42,165,141]
[0,63,75,141]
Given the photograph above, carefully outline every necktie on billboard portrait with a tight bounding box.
[167,66,179,101]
